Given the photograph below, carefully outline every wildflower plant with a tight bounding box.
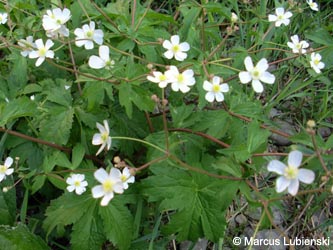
[0,1,332,250]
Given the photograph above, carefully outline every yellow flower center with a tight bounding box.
[39,47,47,57]
[172,45,180,53]
[159,74,167,81]
[212,84,221,93]
[74,180,81,187]
[284,165,299,179]
[0,165,6,174]
[314,59,320,65]
[177,74,184,83]
[296,43,301,49]
[251,68,261,79]
[103,180,114,192]
[121,175,127,182]
[86,31,93,38]
[101,132,109,142]
[278,14,284,20]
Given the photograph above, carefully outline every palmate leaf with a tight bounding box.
[98,196,134,250]
[142,164,239,242]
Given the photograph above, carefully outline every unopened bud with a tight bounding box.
[147,63,153,70]
[157,38,163,44]
[231,12,238,23]
[113,156,121,164]
[307,120,316,128]
[129,168,137,176]
[162,99,168,106]
[2,187,9,192]
[151,94,159,102]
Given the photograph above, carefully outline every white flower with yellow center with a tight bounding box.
[203,76,229,102]
[147,71,170,88]
[0,157,14,182]
[307,0,319,11]
[120,167,135,189]
[0,12,8,24]
[267,150,315,196]
[28,39,54,67]
[163,35,190,61]
[66,174,88,195]
[88,45,115,69]
[268,7,292,27]
[74,21,104,50]
[92,120,112,156]
[165,66,196,93]
[310,52,325,74]
[239,56,275,93]
[92,168,124,206]
[42,8,71,37]
[287,35,309,54]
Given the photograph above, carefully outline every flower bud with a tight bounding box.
[231,12,238,23]
[113,156,121,164]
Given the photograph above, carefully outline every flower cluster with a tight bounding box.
[92,167,135,206]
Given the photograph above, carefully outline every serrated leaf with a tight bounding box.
[0,97,36,126]
[213,156,242,178]
[247,121,270,153]
[43,193,96,237]
[143,165,239,242]
[0,223,49,250]
[39,105,74,145]
[99,197,134,250]
[7,53,28,95]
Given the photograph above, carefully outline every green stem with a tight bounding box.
[111,136,167,154]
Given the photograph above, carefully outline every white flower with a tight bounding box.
[147,71,170,88]
[18,36,36,57]
[238,56,275,93]
[66,174,88,195]
[203,76,229,102]
[92,120,112,156]
[268,150,315,196]
[163,35,190,61]
[0,157,14,182]
[92,168,124,206]
[74,21,104,50]
[307,0,319,11]
[28,39,54,67]
[88,45,115,69]
[287,35,309,54]
[231,12,238,23]
[165,66,196,93]
[42,8,71,37]
[268,7,293,27]
[310,52,325,73]
[120,167,135,189]
[0,12,8,24]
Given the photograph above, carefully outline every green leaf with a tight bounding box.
[213,156,242,178]
[143,165,239,242]
[72,144,85,169]
[31,175,46,194]
[0,97,36,126]
[39,105,74,145]
[43,193,96,237]
[0,178,16,225]
[305,28,333,46]
[0,223,49,250]
[99,197,134,250]
[247,121,270,153]
[7,53,28,95]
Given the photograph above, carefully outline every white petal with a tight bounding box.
[287,179,299,196]
[212,76,220,85]
[0,174,5,182]
[84,41,94,50]
[298,169,315,184]
[203,81,212,91]
[239,72,252,84]
[95,143,106,155]
[179,85,190,93]
[215,92,224,102]
[287,42,295,50]
[94,168,109,183]
[276,176,290,193]
[106,137,112,150]
[35,39,44,48]
[179,42,190,51]
[267,160,286,175]
[103,120,110,134]
[205,92,215,102]
[45,39,54,50]
[35,57,45,67]
[92,185,104,198]
[74,28,84,37]
[45,51,54,59]
[260,72,275,84]
[284,11,293,19]
[288,150,303,168]
[75,186,86,195]
[174,51,187,61]
[220,83,229,92]
[67,185,75,192]
[256,58,269,72]
[110,168,121,181]
[162,40,172,50]
[244,56,254,71]
[4,157,13,167]
[170,35,180,45]
[113,182,124,194]
[5,168,14,175]
[89,56,105,69]
[268,14,277,22]
[92,133,102,145]
[281,19,290,26]
[101,193,114,206]
[275,7,285,15]
[164,50,174,59]
[252,80,264,93]
[99,46,110,61]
